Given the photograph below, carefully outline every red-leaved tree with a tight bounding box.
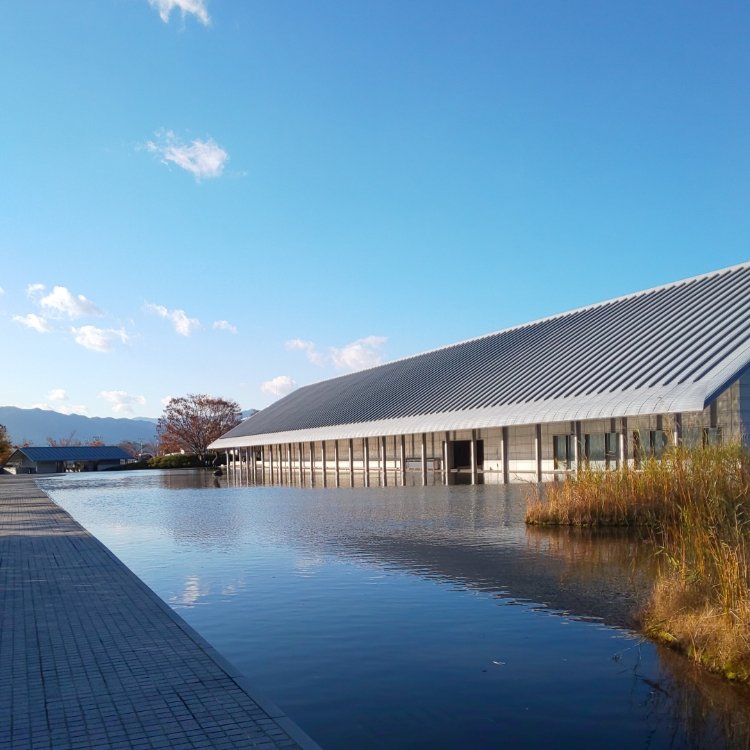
[157,394,242,461]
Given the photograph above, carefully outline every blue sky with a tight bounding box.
[1,0,748,418]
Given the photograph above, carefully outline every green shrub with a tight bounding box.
[148,453,203,469]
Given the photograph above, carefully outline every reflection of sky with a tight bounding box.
[41,471,750,750]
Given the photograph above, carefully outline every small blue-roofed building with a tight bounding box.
[2,446,132,474]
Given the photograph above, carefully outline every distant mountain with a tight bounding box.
[0,406,158,447]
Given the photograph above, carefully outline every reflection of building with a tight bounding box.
[3,446,131,474]
[211,263,750,486]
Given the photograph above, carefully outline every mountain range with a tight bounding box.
[0,406,258,447]
[0,406,158,447]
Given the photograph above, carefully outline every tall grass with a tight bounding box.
[525,443,750,681]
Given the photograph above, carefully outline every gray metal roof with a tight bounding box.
[7,446,132,463]
[211,262,750,449]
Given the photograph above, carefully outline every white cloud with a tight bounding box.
[331,336,387,372]
[26,283,45,297]
[261,375,297,397]
[12,313,50,333]
[161,395,173,407]
[285,336,387,371]
[213,320,238,334]
[47,389,68,402]
[72,325,129,352]
[145,130,227,180]
[100,390,147,415]
[149,0,210,25]
[285,338,326,366]
[145,302,201,336]
[40,286,102,319]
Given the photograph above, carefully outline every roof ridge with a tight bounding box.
[291,260,750,389]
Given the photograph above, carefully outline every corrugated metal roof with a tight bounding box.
[211,262,750,449]
[11,446,132,462]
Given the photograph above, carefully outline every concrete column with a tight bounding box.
[574,421,582,474]
[420,433,427,486]
[225,451,229,479]
[535,424,543,483]
[364,438,370,487]
[619,417,628,469]
[322,442,327,488]
[501,426,510,484]
[270,445,275,484]
[443,432,450,486]
[400,435,406,486]
[673,413,683,447]
[381,436,387,487]
[348,439,354,486]
[309,442,315,487]
[470,429,478,485]
[334,440,340,488]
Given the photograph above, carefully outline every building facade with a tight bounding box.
[210,262,750,487]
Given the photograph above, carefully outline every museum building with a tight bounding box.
[209,262,750,486]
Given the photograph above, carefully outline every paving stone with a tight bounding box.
[0,477,321,750]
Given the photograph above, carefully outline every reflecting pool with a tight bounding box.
[39,470,750,749]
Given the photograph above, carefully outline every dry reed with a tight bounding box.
[525,444,750,681]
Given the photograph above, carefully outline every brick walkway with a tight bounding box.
[0,476,321,750]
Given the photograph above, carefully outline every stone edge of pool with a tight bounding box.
[0,475,323,750]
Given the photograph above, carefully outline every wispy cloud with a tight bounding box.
[72,325,129,352]
[285,338,326,366]
[12,313,50,333]
[148,0,210,26]
[40,285,102,319]
[286,335,388,372]
[145,302,201,336]
[26,283,45,297]
[0,287,4,295]
[261,375,297,397]
[145,130,228,180]
[47,388,68,402]
[331,336,387,371]
[100,390,147,415]
[213,320,238,334]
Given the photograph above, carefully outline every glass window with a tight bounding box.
[553,435,572,470]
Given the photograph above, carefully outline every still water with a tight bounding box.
[39,470,750,749]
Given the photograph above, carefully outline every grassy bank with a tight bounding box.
[525,444,750,682]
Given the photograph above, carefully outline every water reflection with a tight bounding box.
[40,470,750,750]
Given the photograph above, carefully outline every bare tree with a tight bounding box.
[47,432,81,447]
[157,394,242,461]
